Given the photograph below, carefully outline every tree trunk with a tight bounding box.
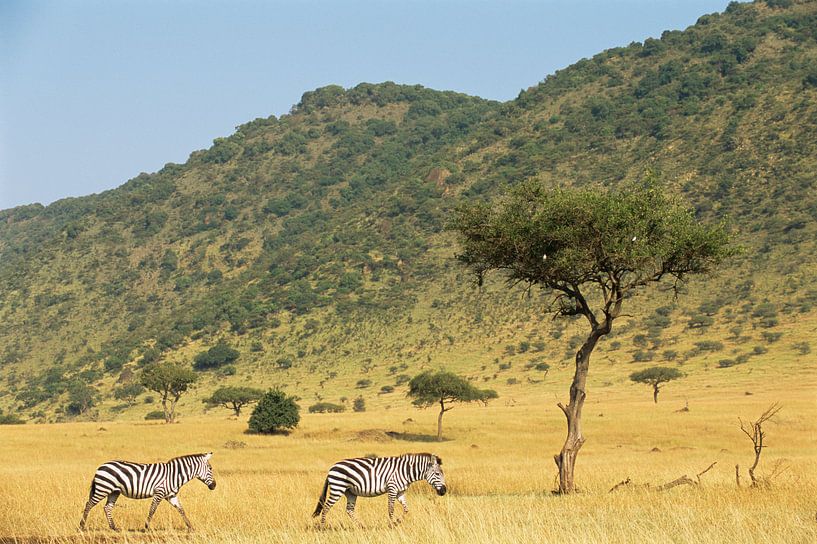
[437,399,445,441]
[169,394,180,423]
[653,384,660,404]
[554,329,603,493]
[161,393,171,423]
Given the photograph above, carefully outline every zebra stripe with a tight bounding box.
[79,452,216,531]
[313,453,446,527]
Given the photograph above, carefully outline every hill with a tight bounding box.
[1,0,816,422]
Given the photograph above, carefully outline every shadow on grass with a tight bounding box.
[384,431,449,443]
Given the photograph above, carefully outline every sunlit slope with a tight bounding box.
[1,0,816,421]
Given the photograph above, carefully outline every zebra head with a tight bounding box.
[424,455,447,496]
[197,452,217,490]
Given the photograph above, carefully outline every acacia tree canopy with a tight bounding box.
[451,176,735,493]
[203,386,264,416]
[141,362,198,423]
[630,366,684,403]
[408,371,497,407]
[408,370,498,441]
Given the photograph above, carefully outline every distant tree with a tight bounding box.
[203,386,264,417]
[248,389,300,434]
[140,362,197,423]
[113,383,145,405]
[408,370,498,441]
[353,396,366,412]
[193,341,240,371]
[452,176,734,493]
[66,381,97,416]
[629,366,684,403]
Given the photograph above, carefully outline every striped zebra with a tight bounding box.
[79,452,216,531]
[312,453,447,527]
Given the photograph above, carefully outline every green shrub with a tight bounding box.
[355,379,372,389]
[308,402,345,413]
[379,385,395,394]
[0,413,25,425]
[145,410,165,420]
[248,390,300,434]
[353,396,366,412]
[694,341,723,352]
[193,341,240,370]
[761,332,783,343]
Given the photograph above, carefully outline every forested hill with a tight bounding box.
[2,0,816,421]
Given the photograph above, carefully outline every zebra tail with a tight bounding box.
[312,478,329,517]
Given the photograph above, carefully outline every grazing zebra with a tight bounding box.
[312,453,447,527]
[79,452,216,532]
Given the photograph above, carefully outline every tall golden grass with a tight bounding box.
[2,369,815,544]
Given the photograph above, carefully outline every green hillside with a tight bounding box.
[1,0,816,422]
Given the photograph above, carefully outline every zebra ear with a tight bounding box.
[436,456,442,465]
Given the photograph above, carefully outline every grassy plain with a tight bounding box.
[2,360,815,544]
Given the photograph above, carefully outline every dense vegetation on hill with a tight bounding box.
[1,0,816,422]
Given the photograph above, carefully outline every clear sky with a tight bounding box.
[0,0,731,210]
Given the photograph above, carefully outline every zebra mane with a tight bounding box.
[401,453,442,465]
[167,453,209,463]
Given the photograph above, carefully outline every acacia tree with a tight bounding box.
[408,371,498,441]
[629,366,683,403]
[141,362,198,423]
[452,178,734,493]
[203,386,264,417]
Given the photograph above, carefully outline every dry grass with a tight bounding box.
[1,371,815,544]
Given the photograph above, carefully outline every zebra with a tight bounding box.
[312,453,447,527]
[79,452,216,532]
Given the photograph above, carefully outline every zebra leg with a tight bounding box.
[168,496,194,531]
[387,490,398,526]
[145,493,163,530]
[319,484,343,528]
[103,491,121,531]
[79,495,102,530]
[344,492,361,527]
[397,493,409,517]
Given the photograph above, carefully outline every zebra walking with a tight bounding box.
[312,453,446,527]
[79,452,216,531]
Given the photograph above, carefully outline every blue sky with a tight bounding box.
[0,0,731,210]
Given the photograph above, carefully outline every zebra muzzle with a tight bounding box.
[436,485,447,496]
[208,482,217,490]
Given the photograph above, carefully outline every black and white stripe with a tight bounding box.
[79,452,216,531]
[312,453,447,526]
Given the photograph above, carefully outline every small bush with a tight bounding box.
[248,390,300,434]
[717,359,737,368]
[353,396,366,412]
[308,402,345,413]
[694,341,723,352]
[761,332,783,343]
[276,357,293,370]
[355,379,372,389]
[753,345,768,355]
[792,342,811,355]
[145,410,165,420]
[534,362,550,373]
[395,374,411,386]
[379,385,395,394]
[193,341,240,370]
[0,413,25,425]
[633,350,654,362]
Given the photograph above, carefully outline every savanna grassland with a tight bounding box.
[2,342,815,544]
